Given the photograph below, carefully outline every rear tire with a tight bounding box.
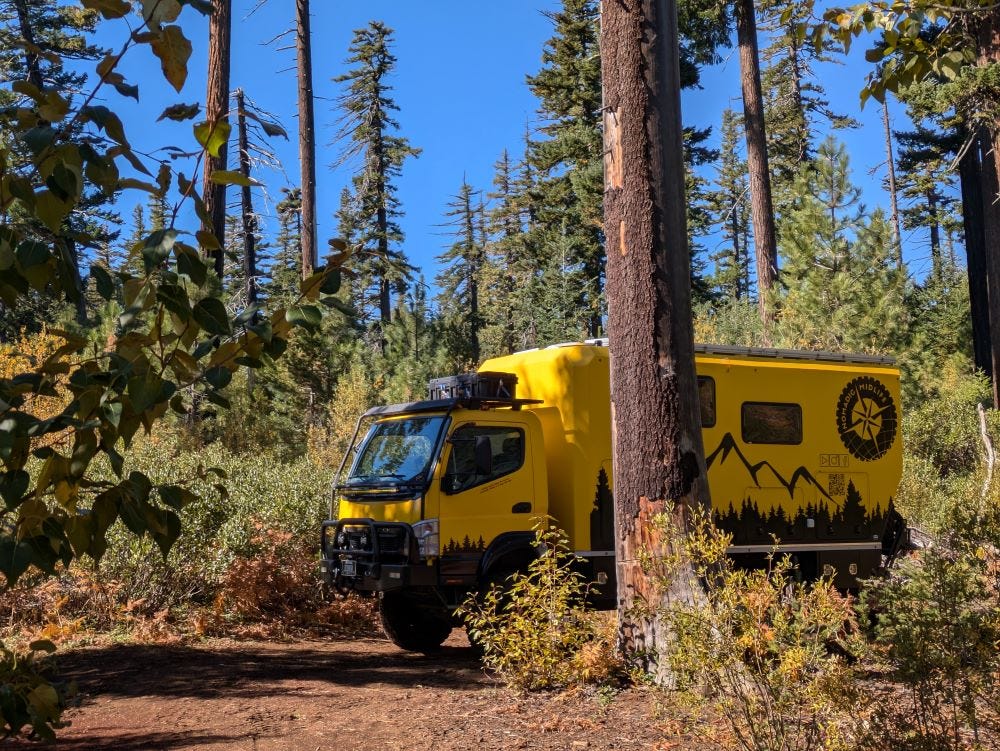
[378,592,452,653]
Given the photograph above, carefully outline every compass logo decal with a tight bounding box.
[836,376,897,461]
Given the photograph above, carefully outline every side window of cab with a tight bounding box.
[443,425,525,493]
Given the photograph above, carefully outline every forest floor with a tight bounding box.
[8,629,706,751]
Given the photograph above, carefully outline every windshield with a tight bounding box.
[346,415,446,486]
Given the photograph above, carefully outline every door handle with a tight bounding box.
[511,501,531,514]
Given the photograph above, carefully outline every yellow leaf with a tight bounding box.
[150,25,191,93]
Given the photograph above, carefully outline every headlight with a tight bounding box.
[412,518,439,559]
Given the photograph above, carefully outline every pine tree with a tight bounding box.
[759,0,856,190]
[525,0,604,337]
[708,109,753,301]
[436,180,484,366]
[480,149,537,358]
[895,124,962,283]
[264,189,301,307]
[779,138,906,352]
[333,21,420,338]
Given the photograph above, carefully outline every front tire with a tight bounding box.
[378,591,452,653]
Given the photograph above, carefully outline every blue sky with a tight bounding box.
[92,1,937,288]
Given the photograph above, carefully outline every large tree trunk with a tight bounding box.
[734,0,778,333]
[882,100,903,269]
[977,12,1000,406]
[600,0,711,682]
[296,0,317,280]
[958,134,992,380]
[202,0,232,280]
[980,134,1000,407]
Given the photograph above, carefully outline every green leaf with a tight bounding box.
[193,297,231,336]
[113,81,139,100]
[34,191,71,233]
[321,296,357,318]
[193,120,231,158]
[210,169,254,187]
[320,269,341,294]
[286,304,322,329]
[177,245,208,287]
[82,105,127,145]
[0,470,29,509]
[0,536,36,586]
[127,373,165,413]
[158,484,196,510]
[150,25,192,93]
[204,366,232,390]
[142,228,178,271]
[158,103,200,122]
[89,263,115,300]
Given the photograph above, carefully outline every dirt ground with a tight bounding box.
[8,630,699,751]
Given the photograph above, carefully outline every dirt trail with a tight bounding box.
[9,630,691,750]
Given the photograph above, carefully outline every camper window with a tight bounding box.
[741,402,802,445]
[443,425,525,493]
[698,376,716,427]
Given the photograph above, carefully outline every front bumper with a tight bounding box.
[320,518,436,592]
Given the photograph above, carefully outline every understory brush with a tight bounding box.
[857,526,1000,751]
[652,513,859,751]
[0,428,377,644]
[458,521,622,692]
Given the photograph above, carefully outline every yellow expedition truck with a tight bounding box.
[320,341,905,651]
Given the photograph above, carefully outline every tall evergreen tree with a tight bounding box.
[708,109,753,301]
[779,138,906,352]
[895,124,962,283]
[333,21,420,338]
[525,0,604,337]
[759,0,856,190]
[266,188,302,307]
[436,180,484,366]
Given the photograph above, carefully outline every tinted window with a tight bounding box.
[741,402,802,445]
[444,425,524,493]
[698,376,716,427]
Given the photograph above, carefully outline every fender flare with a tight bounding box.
[478,531,537,580]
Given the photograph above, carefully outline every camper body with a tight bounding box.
[321,342,904,650]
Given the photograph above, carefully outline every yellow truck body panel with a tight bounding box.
[482,342,902,557]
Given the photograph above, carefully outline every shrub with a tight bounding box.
[653,512,859,751]
[0,639,65,740]
[457,520,615,691]
[858,542,1000,751]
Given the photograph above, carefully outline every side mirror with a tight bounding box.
[474,434,493,476]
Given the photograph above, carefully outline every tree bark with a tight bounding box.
[235,89,257,394]
[296,0,317,280]
[958,133,992,380]
[881,100,903,269]
[980,135,1000,408]
[600,0,711,682]
[977,11,1000,406]
[202,0,232,280]
[12,0,43,90]
[734,0,778,334]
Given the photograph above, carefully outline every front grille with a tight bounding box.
[377,526,405,554]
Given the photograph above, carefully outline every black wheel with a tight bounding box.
[378,592,452,653]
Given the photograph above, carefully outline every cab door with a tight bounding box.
[437,421,536,585]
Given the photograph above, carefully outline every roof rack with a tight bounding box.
[363,396,542,419]
[580,338,894,365]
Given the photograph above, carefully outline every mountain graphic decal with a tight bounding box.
[705,433,837,507]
